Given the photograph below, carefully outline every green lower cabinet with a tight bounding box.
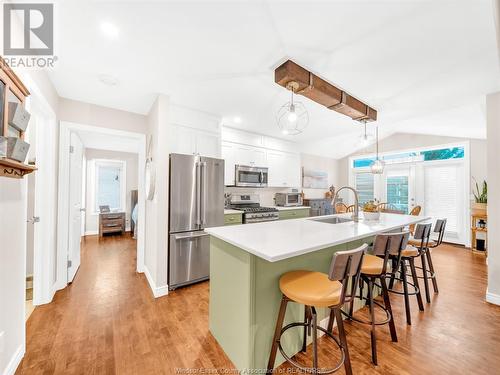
[224,213,243,226]
[278,208,310,220]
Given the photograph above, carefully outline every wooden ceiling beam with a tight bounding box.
[274,59,377,122]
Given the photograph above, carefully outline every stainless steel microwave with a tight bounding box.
[234,165,268,187]
[275,192,303,207]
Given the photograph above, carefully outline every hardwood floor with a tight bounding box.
[17,236,500,374]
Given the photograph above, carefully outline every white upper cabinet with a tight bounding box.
[234,144,267,167]
[221,127,302,188]
[221,141,235,185]
[267,150,301,188]
[168,105,222,158]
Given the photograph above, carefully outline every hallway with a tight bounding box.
[17,236,500,374]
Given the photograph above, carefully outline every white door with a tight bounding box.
[68,132,84,282]
[380,165,416,214]
[422,161,465,244]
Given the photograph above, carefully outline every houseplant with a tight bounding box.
[362,200,380,221]
[472,178,487,212]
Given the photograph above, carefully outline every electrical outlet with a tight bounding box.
[0,331,5,353]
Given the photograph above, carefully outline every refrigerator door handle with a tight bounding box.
[196,162,201,228]
[173,232,209,240]
[200,162,207,226]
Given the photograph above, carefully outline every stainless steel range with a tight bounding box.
[229,194,279,223]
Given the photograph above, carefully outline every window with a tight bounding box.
[420,147,464,161]
[355,172,375,205]
[352,146,464,168]
[93,160,126,213]
[386,176,409,213]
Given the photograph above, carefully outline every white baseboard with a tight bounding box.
[486,290,500,306]
[143,266,169,298]
[84,230,98,236]
[3,344,25,375]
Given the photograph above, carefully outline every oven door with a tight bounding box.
[286,194,302,206]
[235,165,268,187]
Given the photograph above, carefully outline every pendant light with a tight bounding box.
[358,121,373,147]
[370,124,385,174]
[277,82,309,135]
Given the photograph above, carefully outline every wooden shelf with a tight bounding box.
[0,157,36,179]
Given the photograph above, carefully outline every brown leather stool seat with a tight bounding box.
[408,238,436,247]
[360,254,384,275]
[280,271,342,308]
[401,247,419,257]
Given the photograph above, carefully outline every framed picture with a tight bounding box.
[302,167,328,189]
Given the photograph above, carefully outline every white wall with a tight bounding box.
[486,92,500,305]
[59,97,147,134]
[0,17,59,373]
[84,149,138,235]
[0,179,27,375]
[144,94,170,296]
[300,153,340,199]
[338,133,487,193]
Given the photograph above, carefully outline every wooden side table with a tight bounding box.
[471,210,487,255]
[99,212,126,237]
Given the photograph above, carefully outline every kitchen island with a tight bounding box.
[205,213,430,371]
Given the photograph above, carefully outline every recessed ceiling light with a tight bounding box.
[233,116,242,124]
[98,74,119,86]
[100,21,119,39]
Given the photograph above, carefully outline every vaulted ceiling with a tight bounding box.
[48,0,500,158]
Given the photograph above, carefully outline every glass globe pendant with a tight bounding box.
[277,82,309,135]
[371,124,385,174]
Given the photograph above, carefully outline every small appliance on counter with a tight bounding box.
[275,190,303,207]
[228,194,279,223]
[234,165,268,187]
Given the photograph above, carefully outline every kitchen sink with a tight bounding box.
[310,216,353,224]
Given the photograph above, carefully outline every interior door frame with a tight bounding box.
[20,74,58,306]
[57,121,146,288]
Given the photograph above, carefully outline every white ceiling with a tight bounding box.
[48,0,500,158]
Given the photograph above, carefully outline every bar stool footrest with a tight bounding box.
[341,297,392,326]
[386,276,421,296]
[278,321,345,374]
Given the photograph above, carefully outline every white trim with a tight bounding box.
[143,266,169,298]
[486,291,500,306]
[20,75,59,307]
[84,230,99,236]
[57,122,147,289]
[2,345,25,375]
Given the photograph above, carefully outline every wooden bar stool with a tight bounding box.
[267,244,367,375]
[407,219,447,303]
[388,223,430,325]
[341,231,410,365]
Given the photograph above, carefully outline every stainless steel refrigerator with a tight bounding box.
[168,153,224,290]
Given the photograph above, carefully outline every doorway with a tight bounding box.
[57,122,146,288]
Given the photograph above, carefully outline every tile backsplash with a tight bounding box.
[224,187,290,206]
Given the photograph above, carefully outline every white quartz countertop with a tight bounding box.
[205,213,431,262]
[272,206,310,211]
[224,209,243,215]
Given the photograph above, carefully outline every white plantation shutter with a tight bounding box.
[423,164,463,242]
[355,172,375,205]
